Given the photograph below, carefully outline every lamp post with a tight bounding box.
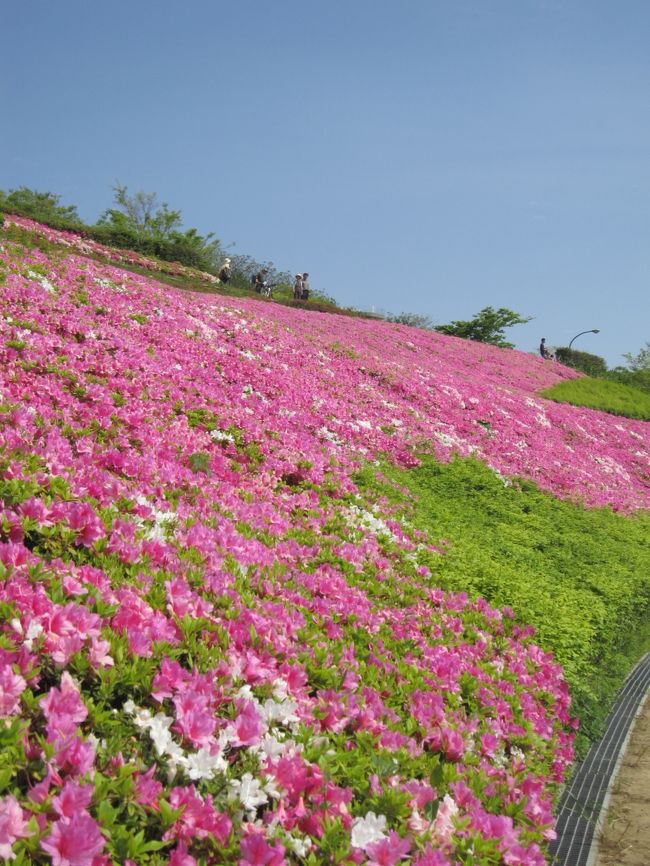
[568,329,600,350]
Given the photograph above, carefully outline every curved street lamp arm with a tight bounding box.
[568,329,600,350]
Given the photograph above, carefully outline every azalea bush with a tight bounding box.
[0,219,649,864]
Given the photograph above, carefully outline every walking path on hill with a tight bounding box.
[593,690,650,866]
[549,653,650,866]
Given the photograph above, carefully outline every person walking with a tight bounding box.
[293,273,303,300]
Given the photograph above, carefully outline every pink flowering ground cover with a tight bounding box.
[0,221,647,865]
[3,215,221,287]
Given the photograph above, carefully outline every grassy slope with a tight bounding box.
[355,455,650,756]
[542,376,650,420]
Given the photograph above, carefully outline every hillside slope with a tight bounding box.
[0,221,649,865]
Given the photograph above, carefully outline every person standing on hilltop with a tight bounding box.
[293,274,303,300]
[218,258,231,284]
[300,271,310,300]
[539,338,550,359]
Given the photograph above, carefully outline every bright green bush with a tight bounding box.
[355,455,650,755]
[541,376,650,420]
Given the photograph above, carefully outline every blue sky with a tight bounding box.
[2,0,649,365]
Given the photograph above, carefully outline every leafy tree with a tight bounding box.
[97,184,222,270]
[0,186,80,223]
[622,341,650,372]
[97,185,183,238]
[434,306,532,348]
[388,312,435,329]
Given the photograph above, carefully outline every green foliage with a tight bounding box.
[541,377,650,420]
[96,184,222,272]
[606,365,650,394]
[554,347,608,377]
[434,306,532,348]
[0,186,80,223]
[388,312,435,329]
[355,455,650,754]
[623,340,650,372]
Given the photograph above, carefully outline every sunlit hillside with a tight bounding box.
[1,218,649,865]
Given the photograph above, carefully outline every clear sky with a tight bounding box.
[2,0,648,366]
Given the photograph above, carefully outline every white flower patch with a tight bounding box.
[240,350,257,361]
[228,773,268,812]
[535,412,551,429]
[11,619,43,651]
[27,270,56,295]
[593,455,631,480]
[93,277,115,289]
[287,836,313,857]
[134,495,176,541]
[351,812,388,850]
[123,702,226,781]
[345,504,396,542]
[210,429,236,445]
[317,426,343,446]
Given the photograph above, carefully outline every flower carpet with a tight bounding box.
[0,219,648,865]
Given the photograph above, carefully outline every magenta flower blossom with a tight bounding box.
[39,672,88,740]
[0,664,27,716]
[0,795,31,860]
[366,830,411,866]
[51,780,94,818]
[168,841,198,866]
[40,812,105,866]
[239,830,287,866]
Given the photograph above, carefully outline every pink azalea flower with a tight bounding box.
[40,812,105,866]
[232,700,265,746]
[0,664,27,716]
[239,830,286,866]
[412,846,452,866]
[51,780,94,818]
[39,672,87,740]
[0,795,31,860]
[366,831,411,866]
[169,841,198,866]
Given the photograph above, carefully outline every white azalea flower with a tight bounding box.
[351,812,387,850]
[229,772,268,811]
[184,746,227,780]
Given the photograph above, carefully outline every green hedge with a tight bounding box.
[555,346,608,377]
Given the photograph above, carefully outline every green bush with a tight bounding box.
[555,346,608,377]
[541,376,650,420]
[606,366,650,395]
[355,455,650,755]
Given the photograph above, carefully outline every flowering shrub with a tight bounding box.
[0,220,647,863]
[3,215,221,286]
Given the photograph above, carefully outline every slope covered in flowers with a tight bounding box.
[0,222,647,865]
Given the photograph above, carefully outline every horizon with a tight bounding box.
[2,0,649,367]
